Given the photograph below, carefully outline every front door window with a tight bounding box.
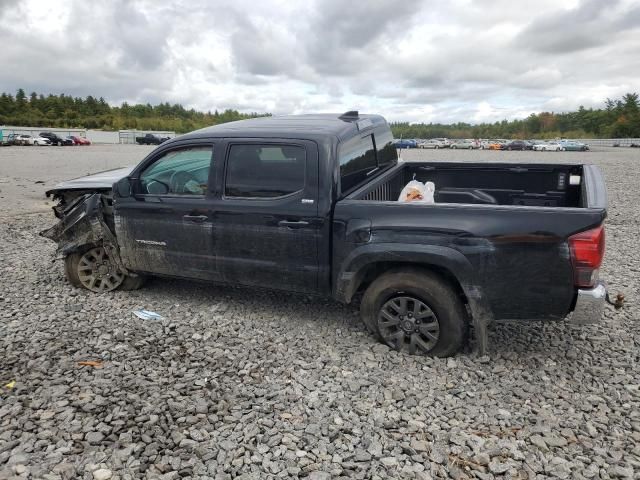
[140,147,212,195]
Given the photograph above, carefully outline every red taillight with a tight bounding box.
[569,225,605,287]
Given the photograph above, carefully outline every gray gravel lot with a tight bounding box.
[1,144,639,479]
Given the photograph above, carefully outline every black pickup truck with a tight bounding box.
[136,133,170,145]
[40,131,73,146]
[41,112,608,356]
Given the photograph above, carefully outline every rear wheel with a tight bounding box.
[360,269,467,357]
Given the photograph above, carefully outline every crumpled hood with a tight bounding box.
[46,166,136,195]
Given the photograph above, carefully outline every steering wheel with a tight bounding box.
[146,178,171,194]
[169,170,202,194]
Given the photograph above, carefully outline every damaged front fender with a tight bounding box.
[39,193,127,271]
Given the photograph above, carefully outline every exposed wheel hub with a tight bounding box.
[378,295,440,354]
[97,263,110,276]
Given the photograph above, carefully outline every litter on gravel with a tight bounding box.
[132,309,164,320]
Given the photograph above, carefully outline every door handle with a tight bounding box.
[278,220,309,229]
[183,214,208,223]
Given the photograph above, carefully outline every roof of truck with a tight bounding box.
[177,113,388,142]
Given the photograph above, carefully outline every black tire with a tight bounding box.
[64,252,83,288]
[360,269,467,357]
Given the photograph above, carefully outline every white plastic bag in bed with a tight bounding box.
[398,180,435,203]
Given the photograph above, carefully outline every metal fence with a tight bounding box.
[0,125,86,138]
[0,126,176,144]
[570,138,640,147]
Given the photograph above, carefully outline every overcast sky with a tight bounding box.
[1,0,639,123]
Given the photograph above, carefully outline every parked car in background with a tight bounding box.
[630,143,640,148]
[533,141,564,151]
[136,133,170,145]
[70,136,91,145]
[432,138,451,148]
[32,136,52,146]
[418,139,447,149]
[488,141,504,150]
[560,140,589,151]
[4,134,21,145]
[418,138,449,149]
[39,132,67,146]
[502,140,528,151]
[450,139,477,149]
[394,139,418,149]
[15,134,34,146]
[38,132,74,146]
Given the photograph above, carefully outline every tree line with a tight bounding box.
[391,93,640,139]
[0,89,639,138]
[0,89,268,133]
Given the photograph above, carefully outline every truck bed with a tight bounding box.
[349,162,598,208]
[334,161,607,321]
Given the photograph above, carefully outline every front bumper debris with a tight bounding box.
[569,281,607,325]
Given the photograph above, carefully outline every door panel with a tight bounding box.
[115,198,216,280]
[213,139,321,293]
[114,143,220,281]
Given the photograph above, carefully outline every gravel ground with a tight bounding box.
[0,145,639,479]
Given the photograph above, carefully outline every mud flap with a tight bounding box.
[462,285,493,356]
[39,193,127,271]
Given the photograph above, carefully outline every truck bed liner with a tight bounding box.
[350,162,587,208]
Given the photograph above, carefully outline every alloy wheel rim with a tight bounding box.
[378,295,440,354]
[76,247,124,292]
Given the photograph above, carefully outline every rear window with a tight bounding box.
[339,134,377,193]
[225,144,305,198]
[339,127,398,194]
[375,129,397,168]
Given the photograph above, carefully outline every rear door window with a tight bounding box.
[225,144,306,198]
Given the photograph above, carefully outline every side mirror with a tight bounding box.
[115,177,132,198]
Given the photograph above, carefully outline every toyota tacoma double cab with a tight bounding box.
[41,112,608,356]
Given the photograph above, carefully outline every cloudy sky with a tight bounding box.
[1,0,639,123]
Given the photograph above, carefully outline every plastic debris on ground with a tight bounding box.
[4,380,16,389]
[133,309,165,320]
